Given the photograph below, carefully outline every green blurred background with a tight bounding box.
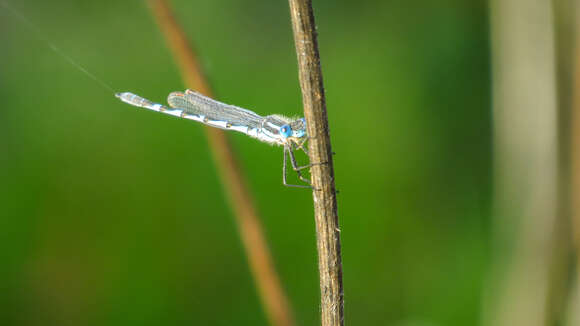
[0,0,492,325]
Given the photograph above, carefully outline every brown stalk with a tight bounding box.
[287,1,344,326]
[147,2,296,326]
[571,11,580,324]
[486,0,560,325]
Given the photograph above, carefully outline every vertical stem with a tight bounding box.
[287,1,344,326]
[486,0,559,325]
[551,1,577,324]
[569,2,580,324]
[147,2,296,326]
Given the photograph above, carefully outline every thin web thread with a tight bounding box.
[1,0,116,94]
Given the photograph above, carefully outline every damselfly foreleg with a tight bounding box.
[288,142,328,172]
[296,137,309,155]
[283,146,311,188]
[287,146,313,184]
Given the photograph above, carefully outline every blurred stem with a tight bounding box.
[287,1,343,326]
[487,0,560,325]
[147,2,296,326]
[569,0,580,323]
[552,1,577,324]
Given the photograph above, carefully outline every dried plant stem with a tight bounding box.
[287,1,344,326]
[569,6,580,324]
[147,2,296,326]
[486,0,559,325]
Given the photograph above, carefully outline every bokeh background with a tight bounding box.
[1,0,577,325]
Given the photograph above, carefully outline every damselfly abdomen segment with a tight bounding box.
[116,90,311,188]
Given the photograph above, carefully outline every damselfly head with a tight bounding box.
[279,118,306,142]
[287,118,307,139]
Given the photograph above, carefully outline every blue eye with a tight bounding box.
[279,124,292,138]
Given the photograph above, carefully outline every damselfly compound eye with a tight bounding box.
[280,124,293,138]
[294,119,306,137]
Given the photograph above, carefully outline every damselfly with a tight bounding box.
[116,90,312,188]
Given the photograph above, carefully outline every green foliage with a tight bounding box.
[0,0,490,325]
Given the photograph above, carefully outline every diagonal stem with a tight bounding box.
[287,1,344,326]
[147,2,296,326]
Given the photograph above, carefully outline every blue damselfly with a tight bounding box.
[116,90,312,187]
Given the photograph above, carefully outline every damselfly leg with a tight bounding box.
[283,145,311,188]
[296,137,309,155]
